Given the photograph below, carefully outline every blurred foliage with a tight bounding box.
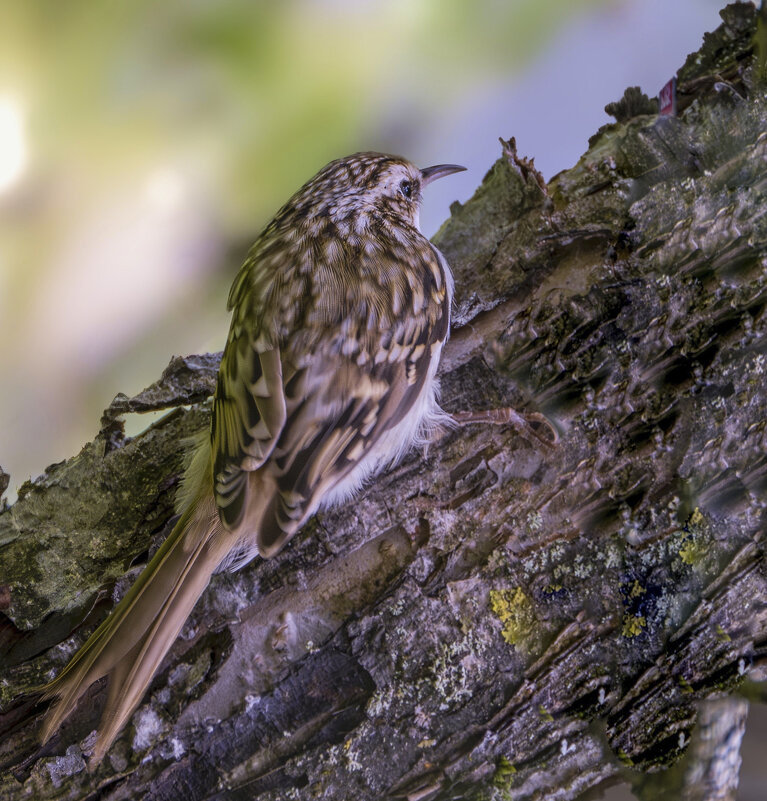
[0,0,605,496]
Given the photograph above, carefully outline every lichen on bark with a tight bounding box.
[2,4,767,800]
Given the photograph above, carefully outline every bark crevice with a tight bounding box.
[2,5,766,799]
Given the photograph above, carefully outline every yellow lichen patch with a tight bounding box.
[679,537,707,565]
[489,587,535,647]
[621,614,646,638]
[628,580,646,598]
[417,738,436,749]
[678,507,710,564]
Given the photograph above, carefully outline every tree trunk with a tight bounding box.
[2,4,767,799]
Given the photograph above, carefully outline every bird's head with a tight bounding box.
[295,153,465,231]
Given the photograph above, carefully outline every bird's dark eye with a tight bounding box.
[400,179,413,199]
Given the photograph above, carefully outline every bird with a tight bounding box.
[38,152,467,765]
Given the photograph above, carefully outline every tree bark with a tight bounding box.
[2,4,767,799]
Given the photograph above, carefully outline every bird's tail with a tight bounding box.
[39,442,235,765]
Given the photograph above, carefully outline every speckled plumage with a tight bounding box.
[39,152,465,764]
[213,153,457,559]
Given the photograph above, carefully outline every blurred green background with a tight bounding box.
[0,0,721,500]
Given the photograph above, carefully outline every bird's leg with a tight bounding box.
[450,407,558,450]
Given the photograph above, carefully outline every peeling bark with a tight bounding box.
[2,4,767,800]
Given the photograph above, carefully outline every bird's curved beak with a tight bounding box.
[420,164,466,186]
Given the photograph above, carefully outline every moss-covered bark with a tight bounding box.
[2,4,767,799]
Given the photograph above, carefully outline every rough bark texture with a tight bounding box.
[2,4,767,799]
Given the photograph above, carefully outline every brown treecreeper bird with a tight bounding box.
[39,152,470,764]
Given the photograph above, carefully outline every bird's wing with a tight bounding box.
[254,236,451,557]
[211,252,289,530]
[212,228,450,555]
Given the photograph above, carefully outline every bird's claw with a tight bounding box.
[451,408,558,450]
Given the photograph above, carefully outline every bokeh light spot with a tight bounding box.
[0,97,26,193]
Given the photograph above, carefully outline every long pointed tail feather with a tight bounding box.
[39,489,234,763]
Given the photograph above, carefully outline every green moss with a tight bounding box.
[716,624,731,643]
[493,756,517,790]
[617,748,635,767]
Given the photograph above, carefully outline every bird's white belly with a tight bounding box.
[319,340,448,510]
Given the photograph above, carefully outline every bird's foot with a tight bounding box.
[450,408,558,450]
